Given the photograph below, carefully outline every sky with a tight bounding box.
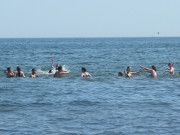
[0,0,180,38]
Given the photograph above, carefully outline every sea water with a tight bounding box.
[0,37,180,135]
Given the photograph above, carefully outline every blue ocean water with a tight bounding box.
[0,37,180,135]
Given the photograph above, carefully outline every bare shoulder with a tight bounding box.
[54,72,58,77]
[86,72,92,77]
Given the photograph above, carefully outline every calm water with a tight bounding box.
[0,37,180,135]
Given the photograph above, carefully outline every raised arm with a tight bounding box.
[124,68,127,75]
[131,69,148,75]
[163,70,170,74]
[131,70,144,75]
[131,71,139,75]
[163,66,169,70]
[139,70,149,73]
[51,58,54,68]
[140,65,152,71]
[61,71,69,74]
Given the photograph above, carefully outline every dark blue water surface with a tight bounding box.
[0,37,180,135]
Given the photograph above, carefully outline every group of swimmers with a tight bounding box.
[3,59,178,78]
[118,62,175,77]
[4,58,92,78]
[4,67,39,78]
[49,58,92,77]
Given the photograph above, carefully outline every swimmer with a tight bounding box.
[49,58,55,73]
[140,65,157,78]
[14,66,25,77]
[6,67,15,78]
[56,64,60,70]
[49,58,60,73]
[118,71,123,77]
[81,67,92,77]
[29,68,40,78]
[163,62,175,75]
[54,66,69,78]
[124,66,142,77]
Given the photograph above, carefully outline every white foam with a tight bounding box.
[36,65,70,75]
[37,69,50,75]
[62,65,71,72]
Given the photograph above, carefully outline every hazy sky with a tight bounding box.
[0,0,179,38]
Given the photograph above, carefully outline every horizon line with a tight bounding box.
[0,36,180,39]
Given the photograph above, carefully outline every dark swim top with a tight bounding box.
[126,72,131,77]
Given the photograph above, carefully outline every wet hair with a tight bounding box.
[7,67,11,72]
[56,64,60,70]
[118,72,123,76]
[82,67,86,72]
[58,66,62,71]
[17,66,21,77]
[127,66,131,71]
[32,68,36,72]
[168,62,173,67]
[152,65,157,71]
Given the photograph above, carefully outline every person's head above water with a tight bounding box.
[7,67,12,72]
[152,65,157,71]
[168,62,173,68]
[118,72,123,76]
[17,66,21,71]
[58,66,62,71]
[82,67,86,72]
[17,66,21,77]
[32,68,36,74]
[56,64,60,70]
[127,66,131,72]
